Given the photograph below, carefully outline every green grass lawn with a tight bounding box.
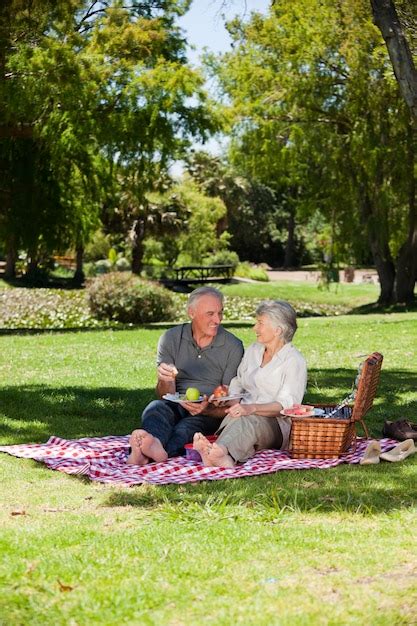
[221,280,381,309]
[1,314,417,625]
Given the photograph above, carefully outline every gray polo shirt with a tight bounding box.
[157,323,244,396]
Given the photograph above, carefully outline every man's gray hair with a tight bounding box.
[188,286,224,310]
[255,300,297,343]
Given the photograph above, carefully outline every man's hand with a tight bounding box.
[157,363,178,383]
[180,397,229,418]
[179,397,209,416]
[156,363,178,398]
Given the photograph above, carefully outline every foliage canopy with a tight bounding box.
[211,0,416,303]
[0,0,216,276]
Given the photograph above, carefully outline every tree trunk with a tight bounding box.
[395,119,417,302]
[216,214,228,238]
[370,0,417,122]
[396,240,417,302]
[73,245,85,285]
[283,207,295,268]
[4,239,16,279]
[0,124,34,139]
[26,252,39,278]
[131,219,145,275]
[374,251,396,305]
[360,192,396,304]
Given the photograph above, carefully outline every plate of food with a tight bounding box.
[163,390,205,403]
[280,404,315,418]
[208,385,246,402]
[209,394,247,402]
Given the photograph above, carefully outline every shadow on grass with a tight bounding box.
[103,458,417,515]
[307,369,417,439]
[2,274,82,290]
[1,368,416,443]
[1,369,416,515]
[0,385,154,443]
[350,300,417,315]
[0,320,255,336]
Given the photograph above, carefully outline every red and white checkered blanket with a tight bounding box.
[0,436,397,486]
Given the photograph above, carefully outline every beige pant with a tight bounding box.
[216,414,283,463]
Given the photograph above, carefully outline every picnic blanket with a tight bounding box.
[0,435,398,486]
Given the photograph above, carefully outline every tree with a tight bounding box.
[174,178,229,264]
[370,0,417,301]
[0,1,216,277]
[142,176,229,266]
[370,0,417,121]
[212,0,416,303]
[185,151,303,267]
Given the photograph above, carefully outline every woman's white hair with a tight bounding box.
[255,300,297,343]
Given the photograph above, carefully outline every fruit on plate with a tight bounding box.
[293,404,314,414]
[185,387,201,401]
[282,404,315,417]
[212,384,228,398]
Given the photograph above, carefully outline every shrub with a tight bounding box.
[94,259,112,274]
[84,230,112,262]
[142,264,165,280]
[83,262,97,278]
[115,257,130,272]
[235,262,269,282]
[207,250,239,269]
[87,272,176,323]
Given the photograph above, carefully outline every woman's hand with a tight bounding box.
[208,396,232,407]
[208,384,229,405]
[226,403,254,418]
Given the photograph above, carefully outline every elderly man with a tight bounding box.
[127,286,244,465]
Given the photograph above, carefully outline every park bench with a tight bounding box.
[361,273,377,284]
[53,256,76,270]
[161,264,235,289]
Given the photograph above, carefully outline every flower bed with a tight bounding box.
[0,288,348,331]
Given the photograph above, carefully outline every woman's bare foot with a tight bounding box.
[193,434,235,468]
[126,429,150,466]
[193,432,213,465]
[136,430,168,463]
[207,442,235,468]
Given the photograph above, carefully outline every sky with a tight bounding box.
[179,0,270,63]
[172,0,270,170]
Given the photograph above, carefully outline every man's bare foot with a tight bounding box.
[126,429,150,466]
[136,430,168,463]
[207,442,235,468]
[193,432,213,465]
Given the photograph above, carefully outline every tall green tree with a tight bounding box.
[0,0,216,277]
[134,176,228,267]
[185,151,304,267]
[213,0,416,303]
[370,0,417,300]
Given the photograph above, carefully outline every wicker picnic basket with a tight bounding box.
[289,352,383,459]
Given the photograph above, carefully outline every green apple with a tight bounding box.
[185,387,200,401]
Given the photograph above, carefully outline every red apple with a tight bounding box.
[212,384,228,398]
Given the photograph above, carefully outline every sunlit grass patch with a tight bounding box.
[0,315,416,624]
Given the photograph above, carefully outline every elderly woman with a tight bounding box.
[194,299,307,468]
